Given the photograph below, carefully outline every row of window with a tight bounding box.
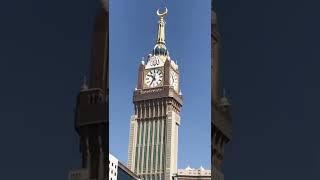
[109,160,118,180]
[110,169,117,176]
[109,161,117,169]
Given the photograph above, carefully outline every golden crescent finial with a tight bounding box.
[157,7,168,17]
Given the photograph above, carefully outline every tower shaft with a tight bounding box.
[89,5,108,97]
[128,97,181,180]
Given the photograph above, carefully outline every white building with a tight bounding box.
[109,154,118,180]
[109,153,140,180]
[173,166,211,179]
[177,166,211,177]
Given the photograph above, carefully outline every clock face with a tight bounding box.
[170,70,179,91]
[144,68,163,88]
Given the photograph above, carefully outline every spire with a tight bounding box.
[156,7,168,44]
[186,165,192,170]
[141,57,145,65]
[81,76,88,90]
[153,8,169,57]
[219,88,230,107]
[199,165,205,171]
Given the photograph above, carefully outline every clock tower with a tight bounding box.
[127,8,183,180]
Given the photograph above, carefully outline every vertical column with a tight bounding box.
[159,117,164,179]
[128,116,133,169]
[155,117,160,173]
[134,121,141,173]
[141,120,146,174]
[146,120,151,174]
[138,121,141,174]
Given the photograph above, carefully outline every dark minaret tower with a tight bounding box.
[73,0,108,180]
[212,1,232,180]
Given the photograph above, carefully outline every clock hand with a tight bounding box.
[150,79,154,86]
[150,76,155,86]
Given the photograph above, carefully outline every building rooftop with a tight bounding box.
[177,166,211,177]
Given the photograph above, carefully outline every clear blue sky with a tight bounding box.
[109,0,211,169]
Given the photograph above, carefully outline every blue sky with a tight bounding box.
[109,0,211,169]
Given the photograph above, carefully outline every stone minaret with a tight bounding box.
[127,8,183,180]
[212,1,232,180]
[73,1,108,180]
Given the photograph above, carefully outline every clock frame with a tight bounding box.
[143,67,164,89]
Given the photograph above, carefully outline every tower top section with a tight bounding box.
[156,7,167,44]
[153,7,169,59]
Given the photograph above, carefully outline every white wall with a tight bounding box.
[109,153,119,180]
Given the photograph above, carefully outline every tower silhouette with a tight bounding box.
[73,1,108,180]
[212,0,232,180]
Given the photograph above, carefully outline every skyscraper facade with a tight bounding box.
[127,8,183,180]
